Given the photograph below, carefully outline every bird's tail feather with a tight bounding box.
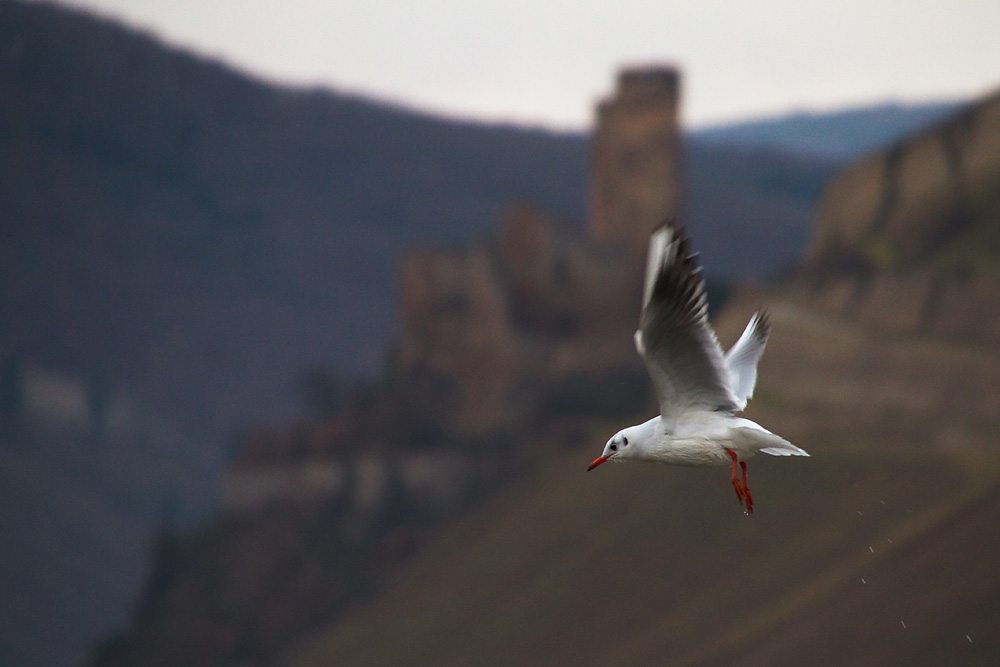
[733,423,809,457]
[760,443,810,457]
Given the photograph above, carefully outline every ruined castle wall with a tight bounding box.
[390,68,682,438]
[396,245,520,436]
[497,204,561,331]
[397,246,514,376]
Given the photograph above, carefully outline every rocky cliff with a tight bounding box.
[802,88,1000,339]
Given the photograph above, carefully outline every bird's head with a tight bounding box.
[587,428,634,471]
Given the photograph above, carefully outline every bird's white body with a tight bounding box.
[588,222,808,512]
[609,413,802,467]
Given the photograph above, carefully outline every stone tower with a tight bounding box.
[589,66,682,245]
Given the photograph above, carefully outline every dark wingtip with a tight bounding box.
[755,307,772,334]
[647,219,706,326]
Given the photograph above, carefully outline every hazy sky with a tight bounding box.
[58,0,1000,130]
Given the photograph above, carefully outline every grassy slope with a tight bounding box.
[290,297,1000,666]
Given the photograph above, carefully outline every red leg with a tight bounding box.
[725,449,744,504]
[740,461,753,514]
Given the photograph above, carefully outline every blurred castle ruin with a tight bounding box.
[389,66,681,441]
[591,67,682,244]
[224,66,683,513]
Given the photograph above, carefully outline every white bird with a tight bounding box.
[587,222,808,513]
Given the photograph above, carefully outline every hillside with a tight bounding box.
[87,81,1000,665]
[289,295,1000,666]
[1,2,986,666]
[91,289,1000,667]
[286,83,1000,666]
[281,90,1000,666]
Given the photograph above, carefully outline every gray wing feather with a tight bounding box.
[724,311,770,410]
[636,223,739,421]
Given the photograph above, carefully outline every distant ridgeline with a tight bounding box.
[801,87,1000,341]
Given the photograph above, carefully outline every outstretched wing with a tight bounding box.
[634,222,738,422]
[725,310,770,410]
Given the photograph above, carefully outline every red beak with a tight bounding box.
[587,455,609,471]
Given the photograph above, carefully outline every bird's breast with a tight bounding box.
[646,437,732,467]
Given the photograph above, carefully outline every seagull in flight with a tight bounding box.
[587,222,808,513]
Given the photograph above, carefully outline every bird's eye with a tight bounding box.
[623,437,629,446]
[609,444,617,452]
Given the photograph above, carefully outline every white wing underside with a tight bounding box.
[724,311,770,410]
[634,223,770,421]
